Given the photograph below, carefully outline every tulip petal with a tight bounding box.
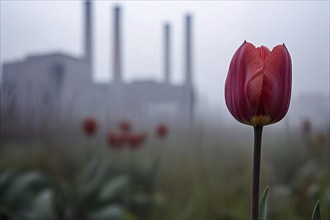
[225,42,292,126]
[257,46,270,60]
[225,42,264,123]
[245,46,270,116]
[261,45,292,123]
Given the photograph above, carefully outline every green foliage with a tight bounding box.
[99,175,129,202]
[0,170,54,220]
[1,128,329,220]
[312,200,322,220]
[88,205,124,220]
[259,186,269,220]
[0,153,160,220]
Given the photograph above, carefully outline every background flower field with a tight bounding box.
[1,123,329,220]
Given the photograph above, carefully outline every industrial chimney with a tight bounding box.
[113,6,122,83]
[184,14,194,125]
[164,23,171,84]
[185,14,192,86]
[84,0,93,70]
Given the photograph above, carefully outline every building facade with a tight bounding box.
[1,0,196,141]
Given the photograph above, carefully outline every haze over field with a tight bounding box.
[0,2,329,220]
[1,0,329,128]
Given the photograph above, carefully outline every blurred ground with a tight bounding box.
[0,124,329,220]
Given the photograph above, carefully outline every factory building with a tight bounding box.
[1,0,196,140]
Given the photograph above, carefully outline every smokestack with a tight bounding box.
[113,6,122,83]
[164,23,171,84]
[84,0,93,69]
[184,14,194,124]
[185,14,192,86]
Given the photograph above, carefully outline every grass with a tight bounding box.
[1,126,329,220]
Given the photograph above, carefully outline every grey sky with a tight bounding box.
[1,0,329,107]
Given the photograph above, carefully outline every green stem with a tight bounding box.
[251,125,263,220]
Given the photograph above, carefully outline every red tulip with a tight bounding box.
[118,121,131,133]
[156,123,168,139]
[82,117,98,136]
[107,133,125,149]
[127,134,146,150]
[225,41,292,126]
[302,119,312,135]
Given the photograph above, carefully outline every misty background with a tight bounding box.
[1,0,329,129]
[0,1,329,219]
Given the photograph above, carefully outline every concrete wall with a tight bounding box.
[1,53,195,141]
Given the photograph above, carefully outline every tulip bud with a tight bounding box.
[127,133,146,150]
[82,117,98,136]
[225,41,292,126]
[107,133,125,149]
[118,120,131,133]
[156,123,168,139]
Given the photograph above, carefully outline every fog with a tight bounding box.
[1,1,329,99]
[1,2,329,219]
[1,0,329,130]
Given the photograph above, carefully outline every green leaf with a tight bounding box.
[0,170,17,201]
[0,169,16,189]
[98,175,129,201]
[88,205,124,220]
[83,160,111,197]
[24,190,56,220]
[311,200,322,220]
[259,186,269,220]
[3,172,46,206]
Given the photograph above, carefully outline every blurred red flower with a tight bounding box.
[302,119,312,135]
[225,41,292,126]
[127,134,146,150]
[156,123,168,139]
[118,121,131,133]
[107,133,125,149]
[82,117,98,136]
